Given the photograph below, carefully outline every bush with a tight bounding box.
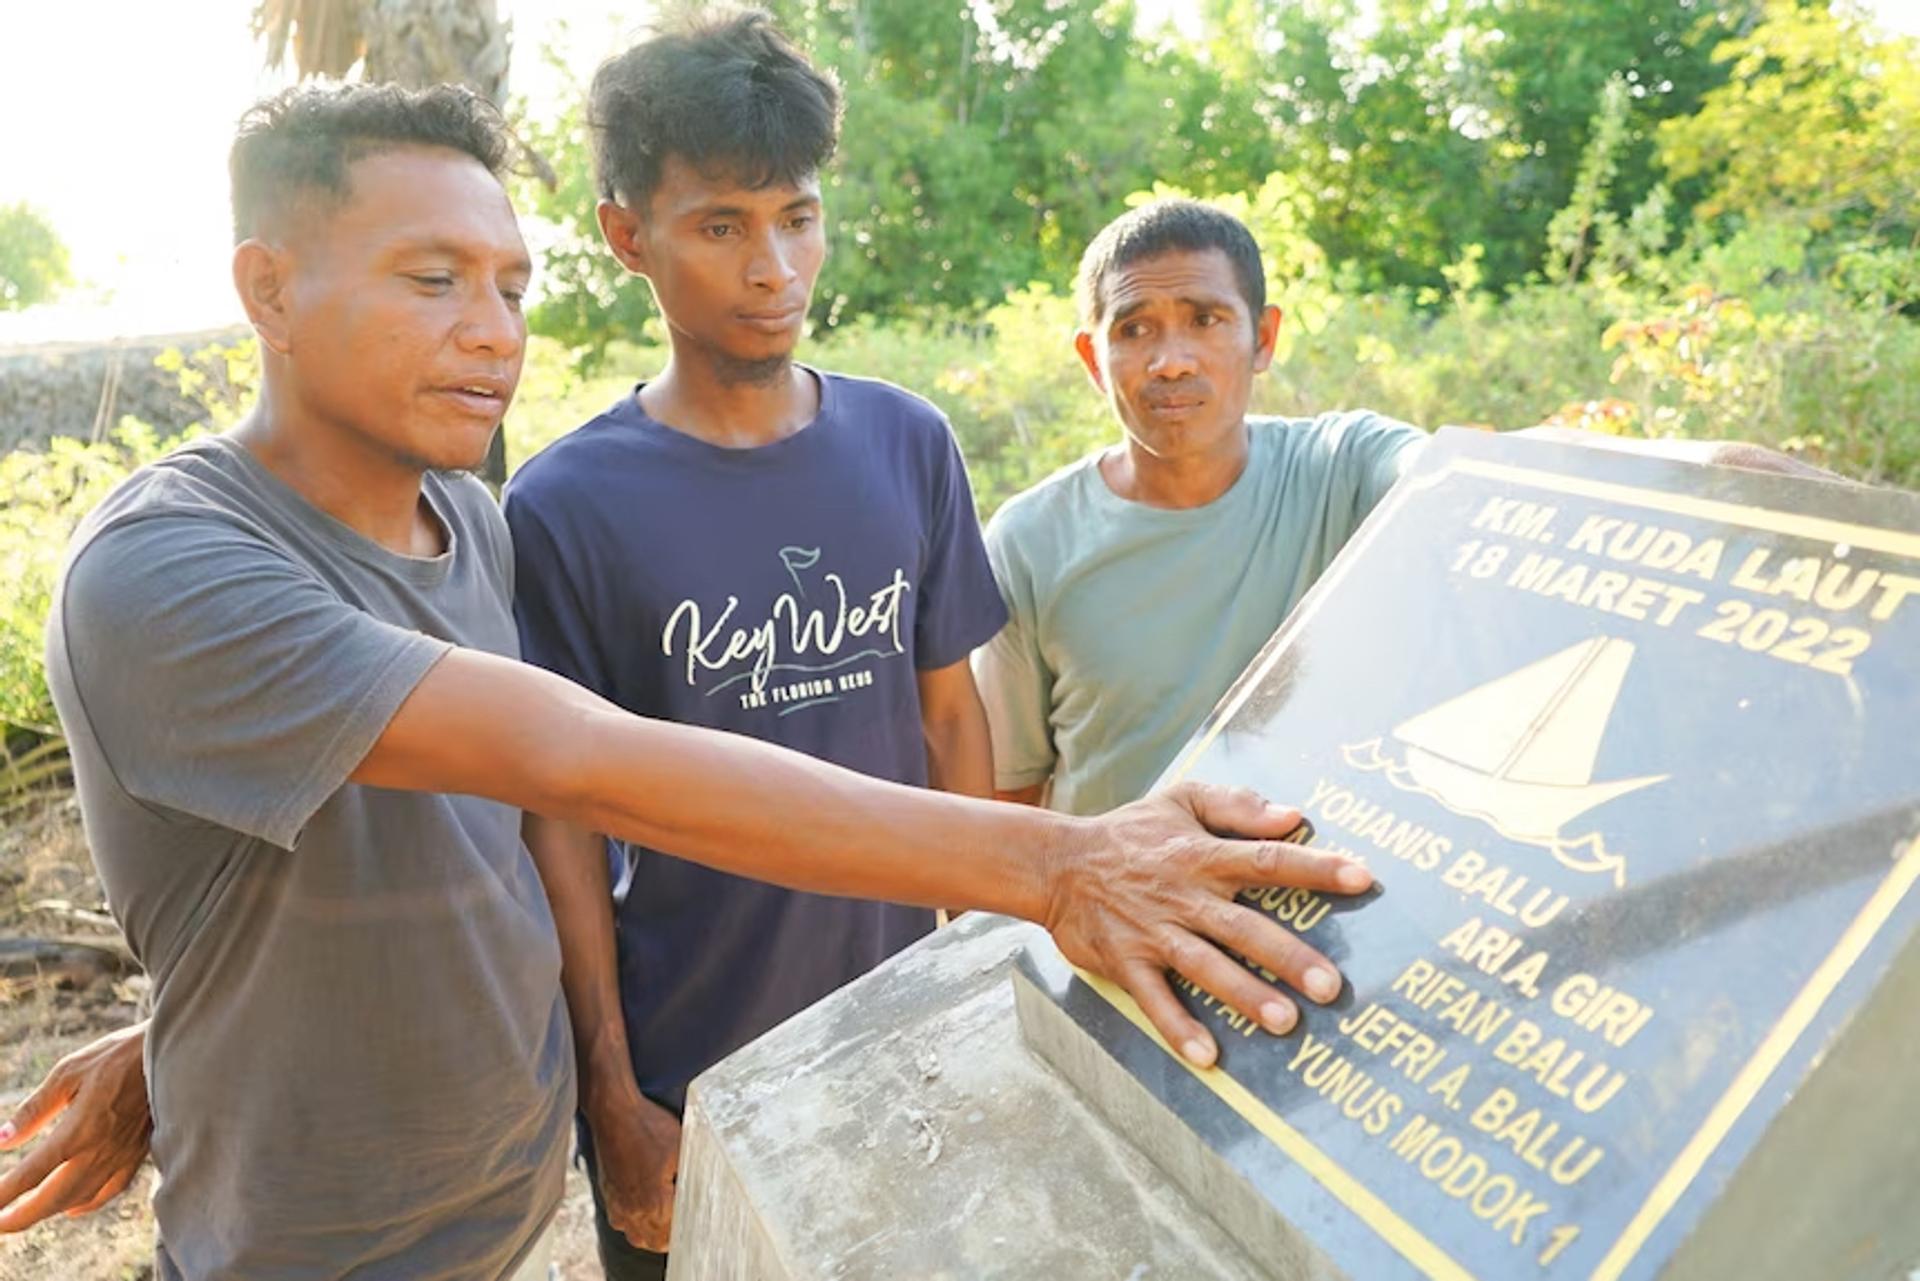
[0,425,188,740]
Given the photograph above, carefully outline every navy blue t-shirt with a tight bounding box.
[503,369,1007,1109]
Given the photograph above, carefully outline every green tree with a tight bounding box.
[1228,0,1744,292]
[511,87,655,367]
[759,0,1271,321]
[1658,0,1920,237]
[0,203,73,311]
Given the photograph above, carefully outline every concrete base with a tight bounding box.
[667,913,1269,1281]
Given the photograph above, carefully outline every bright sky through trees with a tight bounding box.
[0,0,1914,346]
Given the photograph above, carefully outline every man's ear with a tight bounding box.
[1252,304,1283,374]
[1073,330,1107,393]
[233,240,294,355]
[597,199,651,277]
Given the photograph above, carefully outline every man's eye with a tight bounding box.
[704,224,737,239]
[788,215,816,231]
[1195,312,1219,327]
[1119,322,1147,339]
[502,288,526,309]
[410,274,455,290]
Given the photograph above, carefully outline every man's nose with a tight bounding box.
[1147,339,1199,380]
[457,285,524,360]
[745,229,799,292]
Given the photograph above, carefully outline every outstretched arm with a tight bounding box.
[356,647,1370,1061]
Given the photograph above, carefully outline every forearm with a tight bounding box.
[922,699,994,800]
[520,815,640,1109]
[568,704,1072,923]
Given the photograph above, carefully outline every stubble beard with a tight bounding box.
[711,349,793,388]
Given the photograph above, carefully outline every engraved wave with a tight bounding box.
[1340,737,1628,886]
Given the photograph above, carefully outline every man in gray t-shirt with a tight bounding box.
[51,439,571,1279]
[0,88,1378,1276]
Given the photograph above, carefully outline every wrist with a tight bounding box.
[1025,811,1094,931]
[575,1034,642,1116]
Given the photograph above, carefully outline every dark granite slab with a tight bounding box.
[1018,429,1920,1281]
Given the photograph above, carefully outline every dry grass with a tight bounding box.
[0,800,605,1280]
[0,797,153,1281]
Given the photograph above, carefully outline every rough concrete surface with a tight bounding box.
[668,913,1270,1281]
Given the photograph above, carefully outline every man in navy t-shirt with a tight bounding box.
[502,14,1005,1278]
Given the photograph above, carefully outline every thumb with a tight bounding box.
[1176,781,1309,842]
[0,1073,73,1151]
[660,1134,682,1184]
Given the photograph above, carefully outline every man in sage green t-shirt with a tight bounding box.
[975,200,1423,815]
[974,200,1828,816]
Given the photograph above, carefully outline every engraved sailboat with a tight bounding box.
[1390,636,1666,860]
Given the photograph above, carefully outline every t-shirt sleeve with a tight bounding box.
[913,426,1009,670]
[56,515,451,850]
[502,487,613,697]
[972,516,1057,793]
[1341,411,1427,522]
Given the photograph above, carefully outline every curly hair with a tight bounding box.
[229,82,511,242]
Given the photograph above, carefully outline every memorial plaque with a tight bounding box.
[1016,428,1920,1281]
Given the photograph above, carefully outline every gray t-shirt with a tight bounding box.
[46,436,571,1280]
[976,412,1423,815]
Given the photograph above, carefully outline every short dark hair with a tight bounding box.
[230,83,511,243]
[588,8,841,208]
[1076,200,1267,334]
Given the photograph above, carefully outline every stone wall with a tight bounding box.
[0,327,249,454]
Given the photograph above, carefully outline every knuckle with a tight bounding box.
[1204,897,1247,939]
[1244,841,1282,880]
[1164,932,1203,971]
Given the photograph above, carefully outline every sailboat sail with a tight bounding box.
[1392,638,1610,775]
[1388,637,1665,845]
[1505,638,1632,785]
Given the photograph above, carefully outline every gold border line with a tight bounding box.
[1082,453,1920,1279]
[1590,832,1920,1280]
[1075,967,1476,1281]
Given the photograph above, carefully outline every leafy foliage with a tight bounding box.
[0,203,73,311]
[0,427,185,740]
[1659,1,1920,238]
[0,335,248,753]
[511,87,656,369]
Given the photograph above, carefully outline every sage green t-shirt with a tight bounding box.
[976,411,1424,815]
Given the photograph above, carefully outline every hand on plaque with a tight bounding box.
[0,1021,152,1232]
[1045,782,1373,1069]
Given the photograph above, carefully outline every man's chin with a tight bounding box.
[403,429,498,476]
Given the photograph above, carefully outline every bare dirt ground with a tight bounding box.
[0,798,603,1281]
